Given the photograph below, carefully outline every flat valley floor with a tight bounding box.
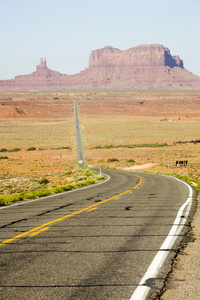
[0,90,200,298]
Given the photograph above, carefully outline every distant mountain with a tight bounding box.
[1,44,200,90]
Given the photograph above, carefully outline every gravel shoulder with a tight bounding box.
[161,192,200,300]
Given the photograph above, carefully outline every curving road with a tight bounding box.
[0,169,196,300]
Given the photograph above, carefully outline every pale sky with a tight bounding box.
[0,0,200,80]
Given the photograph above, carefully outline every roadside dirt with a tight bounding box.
[124,163,156,170]
[161,193,200,300]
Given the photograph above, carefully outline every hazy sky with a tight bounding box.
[0,0,200,79]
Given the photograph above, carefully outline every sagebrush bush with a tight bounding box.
[26,147,36,151]
[0,171,105,206]
[127,159,135,163]
[39,178,49,185]
[107,158,119,162]
[0,148,8,152]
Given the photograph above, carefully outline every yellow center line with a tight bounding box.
[29,227,50,237]
[86,207,97,212]
[0,175,143,246]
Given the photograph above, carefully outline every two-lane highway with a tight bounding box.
[0,169,196,300]
[74,99,87,168]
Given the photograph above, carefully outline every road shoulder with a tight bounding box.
[161,192,200,300]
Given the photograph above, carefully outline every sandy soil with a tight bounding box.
[124,163,156,170]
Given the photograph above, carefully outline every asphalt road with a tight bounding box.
[0,169,196,300]
[74,100,87,168]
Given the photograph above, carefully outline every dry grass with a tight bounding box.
[0,118,74,149]
[80,115,200,145]
[0,148,78,196]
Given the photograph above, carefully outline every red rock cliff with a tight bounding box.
[0,44,200,90]
[89,44,183,68]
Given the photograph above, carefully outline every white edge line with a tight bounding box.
[129,176,194,300]
[0,172,110,210]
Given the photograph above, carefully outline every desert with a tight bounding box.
[0,90,200,299]
[0,49,200,300]
[1,0,200,298]
[1,90,200,196]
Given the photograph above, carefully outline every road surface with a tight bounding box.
[0,169,196,300]
[74,99,87,168]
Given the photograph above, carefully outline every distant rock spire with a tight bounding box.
[37,58,47,70]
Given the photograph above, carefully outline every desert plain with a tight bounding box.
[0,90,200,197]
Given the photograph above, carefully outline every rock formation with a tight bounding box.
[89,45,184,68]
[0,44,200,90]
[36,57,47,70]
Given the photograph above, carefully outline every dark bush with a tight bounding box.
[26,147,36,151]
[9,148,21,152]
[107,158,119,162]
[127,159,135,163]
[39,178,49,185]
[0,148,8,152]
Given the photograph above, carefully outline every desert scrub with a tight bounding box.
[175,174,193,184]
[0,170,105,206]
[39,178,50,185]
[175,174,200,192]
[0,148,21,152]
[92,143,168,149]
[28,183,44,191]
[26,147,36,151]
[51,146,71,150]
[107,158,120,162]
[127,159,135,163]
[0,148,7,152]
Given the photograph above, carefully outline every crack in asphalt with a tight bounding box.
[37,203,73,216]
[0,218,28,229]
[125,206,132,210]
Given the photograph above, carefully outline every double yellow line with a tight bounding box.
[0,175,143,247]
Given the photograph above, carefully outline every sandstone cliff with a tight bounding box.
[0,44,200,90]
[89,44,183,68]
